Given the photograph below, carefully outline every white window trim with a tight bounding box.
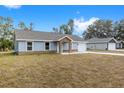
[27,41,33,51]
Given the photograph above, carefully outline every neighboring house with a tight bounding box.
[15,30,87,54]
[87,38,117,50]
[116,40,124,49]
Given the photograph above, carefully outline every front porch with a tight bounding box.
[56,36,73,53]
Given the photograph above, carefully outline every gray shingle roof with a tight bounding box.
[15,29,83,41]
[87,38,117,43]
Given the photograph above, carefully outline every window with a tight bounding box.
[45,42,49,50]
[27,42,32,50]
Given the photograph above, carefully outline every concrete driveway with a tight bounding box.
[114,49,124,51]
[62,51,124,56]
[85,51,124,56]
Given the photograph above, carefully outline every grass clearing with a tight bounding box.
[0,54,124,87]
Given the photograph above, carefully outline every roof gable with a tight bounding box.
[109,39,116,43]
[58,36,73,41]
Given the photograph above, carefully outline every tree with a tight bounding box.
[18,21,27,30]
[29,22,33,31]
[68,19,74,34]
[53,27,59,33]
[83,19,113,40]
[53,19,74,35]
[18,22,34,31]
[4,17,14,39]
[0,16,14,51]
[60,24,68,34]
[0,17,14,39]
[114,20,124,40]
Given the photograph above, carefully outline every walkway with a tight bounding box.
[62,51,124,56]
[86,51,124,56]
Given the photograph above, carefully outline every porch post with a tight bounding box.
[69,41,71,53]
[59,41,62,53]
[57,42,59,53]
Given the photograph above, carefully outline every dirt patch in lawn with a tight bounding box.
[0,54,124,88]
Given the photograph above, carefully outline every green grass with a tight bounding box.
[0,54,124,87]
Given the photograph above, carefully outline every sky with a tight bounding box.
[0,5,124,36]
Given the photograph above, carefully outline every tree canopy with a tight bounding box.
[53,19,74,35]
[18,21,34,31]
[83,19,124,40]
[0,16,14,51]
[114,20,124,40]
[0,16,34,51]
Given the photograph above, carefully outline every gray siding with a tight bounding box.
[16,41,58,52]
[16,41,86,53]
[72,42,78,50]
[108,43,116,50]
[78,43,87,52]
[18,41,27,52]
[50,42,57,51]
[33,41,45,51]
[116,43,123,49]
[87,43,108,50]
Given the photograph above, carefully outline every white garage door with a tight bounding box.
[108,43,116,50]
[78,43,86,52]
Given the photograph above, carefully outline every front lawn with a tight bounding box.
[0,54,124,87]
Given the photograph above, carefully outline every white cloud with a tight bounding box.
[4,5,22,9]
[74,17,99,34]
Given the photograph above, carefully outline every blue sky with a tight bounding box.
[0,5,124,36]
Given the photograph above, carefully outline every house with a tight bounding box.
[87,38,117,50]
[15,30,87,54]
[116,40,124,49]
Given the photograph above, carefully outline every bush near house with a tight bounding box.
[0,38,14,51]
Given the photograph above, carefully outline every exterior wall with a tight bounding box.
[16,40,85,54]
[16,41,57,53]
[87,43,108,50]
[78,42,86,52]
[33,41,45,51]
[50,42,57,51]
[116,43,123,49]
[72,42,78,50]
[108,43,116,50]
[18,41,27,52]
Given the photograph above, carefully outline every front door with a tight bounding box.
[63,42,69,52]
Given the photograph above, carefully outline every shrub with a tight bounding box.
[0,38,14,51]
